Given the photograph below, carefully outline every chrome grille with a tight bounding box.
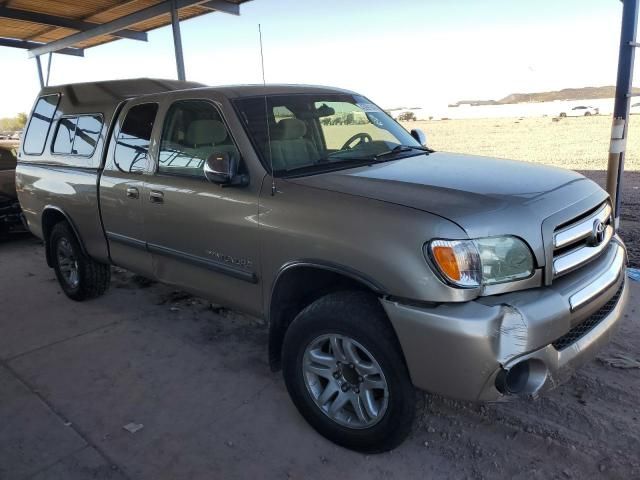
[552,279,624,350]
[552,202,613,278]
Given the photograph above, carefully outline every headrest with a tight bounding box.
[277,118,307,140]
[186,119,228,146]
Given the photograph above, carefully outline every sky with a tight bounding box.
[0,0,637,118]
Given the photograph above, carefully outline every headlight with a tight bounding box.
[427,236,534,288]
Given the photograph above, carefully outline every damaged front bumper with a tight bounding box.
[382,238,629,402]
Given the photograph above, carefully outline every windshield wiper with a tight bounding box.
[374,145,431,160]
[275,157,378,176]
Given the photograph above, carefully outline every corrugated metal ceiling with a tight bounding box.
[0,0,246,51]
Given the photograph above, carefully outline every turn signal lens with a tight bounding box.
[431,245,461,281]
[428,240,482,288]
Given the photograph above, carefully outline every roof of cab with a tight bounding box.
[199,84,358,98]
[39,78,357,105]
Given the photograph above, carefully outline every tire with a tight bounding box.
[50,222,110,301]
[559,112,567,118]
[282,291,416,453]
[585,111,591,116]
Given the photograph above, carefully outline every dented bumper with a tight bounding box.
[382,240,628,401]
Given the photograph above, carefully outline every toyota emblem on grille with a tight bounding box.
[591,219,606,246]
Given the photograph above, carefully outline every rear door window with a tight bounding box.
[23,94,60,155]
[114,103,158,173]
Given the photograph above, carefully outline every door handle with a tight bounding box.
[149,190,164,203]
[126,186,139,199]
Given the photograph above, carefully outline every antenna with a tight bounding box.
[259,24,276,196]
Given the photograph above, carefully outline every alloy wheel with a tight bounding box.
[302,333,389,429]
[56,237,79,289]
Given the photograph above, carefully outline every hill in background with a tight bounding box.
[449,86,640,107]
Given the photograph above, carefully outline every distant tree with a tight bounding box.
[398,111,416,122]
[16,113,27,128]
[0,113,27,132]
[344,113,355,125]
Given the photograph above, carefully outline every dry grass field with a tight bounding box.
[403,115,639,171]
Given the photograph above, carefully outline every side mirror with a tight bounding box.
[204,152,247,186]
[410,128,428,147]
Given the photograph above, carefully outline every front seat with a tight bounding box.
[268,118,320,171]
[185,119,237,161]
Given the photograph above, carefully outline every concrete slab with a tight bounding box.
[0,365,86,479]
[0,237,125,361]
[29,447,127,480]
[9,318,274,477]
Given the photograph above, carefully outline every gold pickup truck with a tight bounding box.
[15,79,629,452]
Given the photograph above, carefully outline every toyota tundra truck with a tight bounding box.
[15,79,629,452]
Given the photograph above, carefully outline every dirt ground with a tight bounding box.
[1,236,639,479]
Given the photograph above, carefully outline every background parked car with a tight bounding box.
[630,102,640,114]
[559,105,599,117]
[0,140,23,237]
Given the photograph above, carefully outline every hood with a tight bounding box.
[288,152,606,264]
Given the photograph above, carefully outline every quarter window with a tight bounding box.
[52,115,102,156]
[114,103,158,173]
[158,100,238,177]
[23,95,59,155]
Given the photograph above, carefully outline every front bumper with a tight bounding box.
[382,239,629,402]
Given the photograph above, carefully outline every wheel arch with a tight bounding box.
[42,206,88,267]
[268,260,386,371]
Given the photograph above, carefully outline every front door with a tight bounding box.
[100,101,159,277]
[142,98,262,315]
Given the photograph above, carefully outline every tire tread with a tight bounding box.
[50,222,110,301]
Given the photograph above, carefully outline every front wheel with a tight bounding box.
[50,222,111,301]
[282,291,416,453]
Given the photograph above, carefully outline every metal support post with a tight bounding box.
[608,0,638,226]
[35,55,44,88]
[45,52,52,86]
[170,0,186,81]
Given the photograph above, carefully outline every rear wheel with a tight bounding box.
[282,291,416,453]
[50,222,110,301]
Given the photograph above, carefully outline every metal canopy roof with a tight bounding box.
[0,0,248,58]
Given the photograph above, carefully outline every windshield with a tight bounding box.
[234,93,423,176]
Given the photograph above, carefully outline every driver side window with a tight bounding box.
[158,100,238,177]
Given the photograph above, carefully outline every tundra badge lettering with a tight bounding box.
[206,249,253,269]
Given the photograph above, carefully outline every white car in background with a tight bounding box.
[630,102,640,114]
[559,106,599,117]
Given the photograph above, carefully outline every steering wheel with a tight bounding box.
[341,132,373,150]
